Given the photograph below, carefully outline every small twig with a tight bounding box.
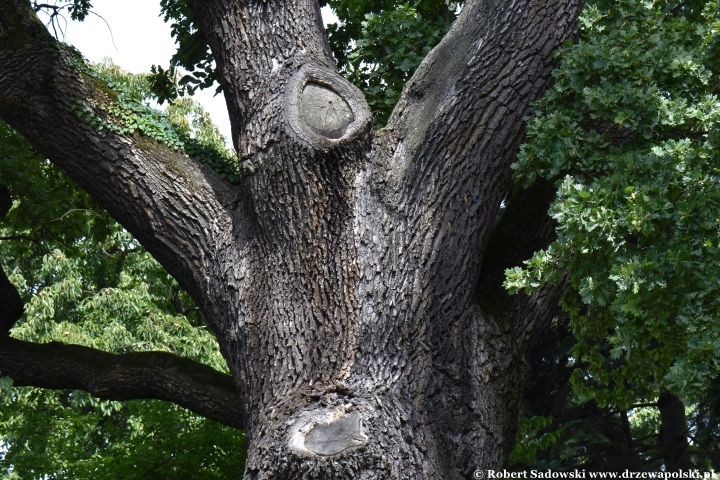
[1,209,109,250]
[0,234,41,243]
[111,247,141,286]
[34,0,68,40]
[33,3,60,13]
[629,402,659,409]
[88,11,118,51]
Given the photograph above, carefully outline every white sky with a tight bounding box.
[44,0,338,147]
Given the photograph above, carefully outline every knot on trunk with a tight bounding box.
[300,83,354,139]
[285,64,372,149]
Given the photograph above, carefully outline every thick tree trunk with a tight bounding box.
[0,0,583,477]
[658,391,694,471]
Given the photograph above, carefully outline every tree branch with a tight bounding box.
[0,336,245,429]
[371,0,583,313]
[476,179,565,346]
[391,0,582,200]
[0,184,244,429]
[0,0,237,313]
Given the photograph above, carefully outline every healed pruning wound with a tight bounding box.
[300,82,354,139]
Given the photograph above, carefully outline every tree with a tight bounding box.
[1,0,638,477]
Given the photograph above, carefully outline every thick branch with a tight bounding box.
[370,0,583,314]
[476,179,565,346]
[0,336,245,429]
[0,189,243,428]
[0,0,236,312]
[180,0,374,422]
[391,0,582,197]
[186,0,334,155]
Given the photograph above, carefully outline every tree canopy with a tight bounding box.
[508,0,720,408]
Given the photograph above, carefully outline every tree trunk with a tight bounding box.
[0,0,583,477]
[658,391,694,471]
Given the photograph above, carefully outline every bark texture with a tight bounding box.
[0,0,583,477]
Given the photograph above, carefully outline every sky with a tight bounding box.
[42,0,338,148]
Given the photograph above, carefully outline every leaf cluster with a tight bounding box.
[512,320,719,471]
[509,416,561,467]
[153,0,219,103]
[506,0,720,407]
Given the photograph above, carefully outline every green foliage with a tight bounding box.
[506,0,720,407]
[324,0,458,126]
[509,416,561,467]
[65,0,92,21]
[0,112,245,477]
[512,320,720,472]
[149,64,186,105]
[159,0,219,100]
[0,390,245,480]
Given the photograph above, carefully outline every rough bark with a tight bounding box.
[658,390,694,471]
[0,0,584,477]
